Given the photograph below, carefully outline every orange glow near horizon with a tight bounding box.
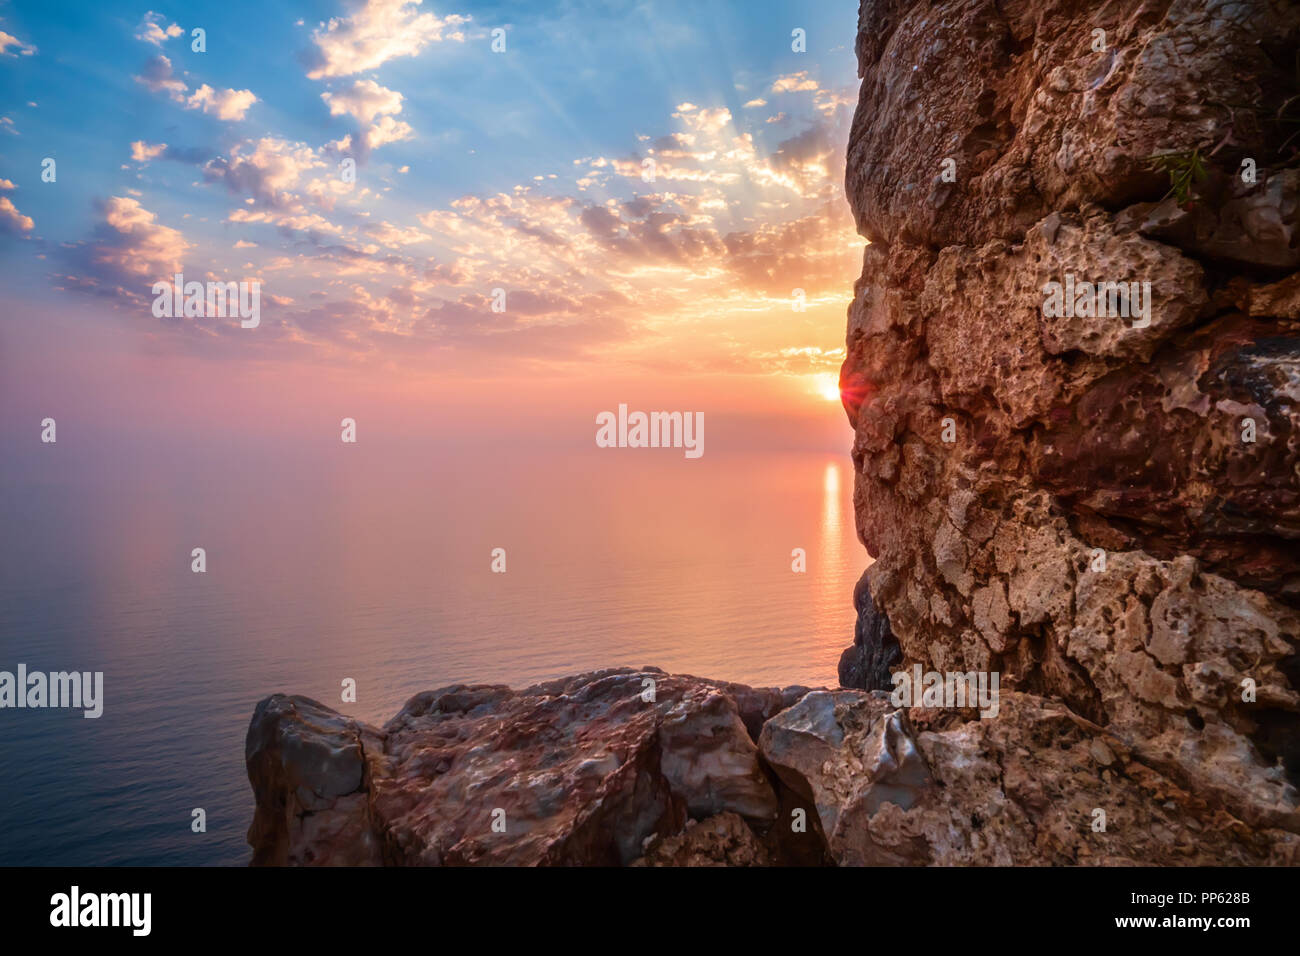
[814,373,841,402]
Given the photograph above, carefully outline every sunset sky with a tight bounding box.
[0,0,863,449]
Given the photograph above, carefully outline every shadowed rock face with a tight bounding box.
[838,571,901,691]
[835,0,1300,862]
[245,669,820,866]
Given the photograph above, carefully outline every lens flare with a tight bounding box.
[816,373,841,402]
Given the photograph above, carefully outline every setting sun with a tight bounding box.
[815,373,842,402]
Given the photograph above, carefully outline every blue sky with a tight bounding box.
[0,0,862,396]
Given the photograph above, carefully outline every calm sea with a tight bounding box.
[0,438,865,865]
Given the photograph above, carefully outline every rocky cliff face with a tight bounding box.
[836,0,1300,862]
[245,662,1297,865]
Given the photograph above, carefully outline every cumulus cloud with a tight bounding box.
[770,72,819,94]
[56,197,191,299]
[130,140,168,163]
[366,220,429,247]
[811,86,855,115]
[303,0,470,79]
[0,169,33,236]
[134,56,256,121]
[185,84,258,121]
[228,207,346,236]
[768,71,854,115]
[771,125,833,174]
[0,30,36,57]
[0,196,33,235]
[135,54,187,95]
[673,103,732,134]
[321,78,403,126]
[134,12,183,46]
[203,137,327,208]
[363,114,413,149]
[92,197,191,281]
[320,78,412,152]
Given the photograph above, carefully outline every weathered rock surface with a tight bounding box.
[760,689,1298,865]
[837,0,1300,864]
[245,694,387,866]
[631,812,772,866]
[246,668,816,866]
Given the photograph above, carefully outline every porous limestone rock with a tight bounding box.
[837,0,1300,864]
[759,689,1299,865]
[631,812,771,866]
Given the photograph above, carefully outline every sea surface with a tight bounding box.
[0,442,866,865]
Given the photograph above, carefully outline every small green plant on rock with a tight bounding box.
[1148,148,1209,206]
